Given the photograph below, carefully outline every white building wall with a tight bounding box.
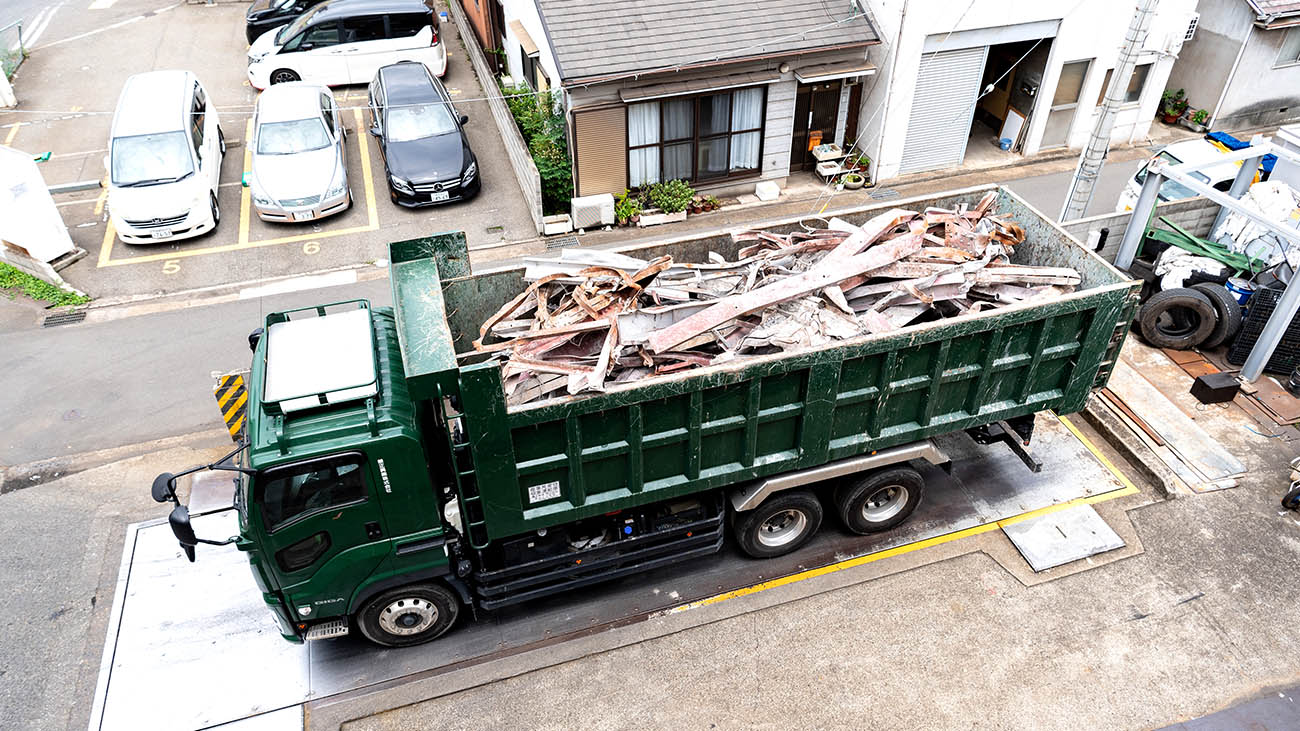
[762,79,798,181]
[500,0,562,90]
[860,0,1197,183]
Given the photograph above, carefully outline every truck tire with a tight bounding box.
[1191,283,1243,349]
[732,490,823,559]
[356,583,459,647]
[1137,288,1217,350]
[834,466,925,534]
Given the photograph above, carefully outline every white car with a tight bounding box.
[1115,138,1258,212]
[106,70,224,244]
[247,83,351,222]
[246,0,447,90]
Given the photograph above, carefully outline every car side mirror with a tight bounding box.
[369,125,381,137]
[170,504,199,562]
[459,113,469,125]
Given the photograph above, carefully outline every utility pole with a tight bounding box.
[1060,0,1159,221]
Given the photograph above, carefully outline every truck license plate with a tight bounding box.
[292,211,314,221]
[431,191,450,202]
[150,230,173,239]
[527,481,561,504]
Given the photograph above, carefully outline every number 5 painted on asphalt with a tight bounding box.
[162,260,180,275]
[303,241,320,255]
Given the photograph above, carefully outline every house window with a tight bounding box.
[521,49,540,90]
[1277,29,1300,67]
[626,86,766,188]
[1095,63,1152,106]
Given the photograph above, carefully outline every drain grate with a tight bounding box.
[545,234,579,250]
[868,188,900,200]
[43,310,87,328]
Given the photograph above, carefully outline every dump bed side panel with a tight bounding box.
[450,188,1140,541]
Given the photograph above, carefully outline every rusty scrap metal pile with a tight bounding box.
[474,192,1082,405]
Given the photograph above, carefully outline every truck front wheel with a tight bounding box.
[835,466,924,535]
[357,583,459,647]
[733,490,823,558]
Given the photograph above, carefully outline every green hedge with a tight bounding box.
[501,83,573,215]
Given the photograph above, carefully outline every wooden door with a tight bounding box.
[789,80,842,171]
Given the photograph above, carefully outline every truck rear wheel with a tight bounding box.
[732,490,823,558]
[356,583,459,647]
[835,466,924,535]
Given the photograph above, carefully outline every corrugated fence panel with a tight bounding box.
[899,47,988,175]
[574,107,628,196]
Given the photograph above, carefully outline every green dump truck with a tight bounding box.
[151,186,1139,647]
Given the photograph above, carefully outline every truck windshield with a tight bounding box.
[257,454,368,532]
[110,132,195,187]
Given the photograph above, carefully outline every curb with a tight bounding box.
[1078,395,1180,500]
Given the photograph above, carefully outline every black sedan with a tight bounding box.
[244,0,325,45]
[368,61,480,208]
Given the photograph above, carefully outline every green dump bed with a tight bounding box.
[391,185,1140,544]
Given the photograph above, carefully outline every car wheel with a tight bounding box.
[357,583,460,647]
[210,192,221,227]
[1191,283,1243,349]
[1137,288,1217,350]
[270,69,300,85]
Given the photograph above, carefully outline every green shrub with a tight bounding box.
[0,263,90,307]
[501,82,573,215]
[614,189,642,221]
[648,179,694,214]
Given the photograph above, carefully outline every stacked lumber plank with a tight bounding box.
[472,192,1082,405]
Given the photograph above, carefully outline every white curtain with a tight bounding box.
[628,102,660,187]
[662,99,693,140]
[729,87,764,171]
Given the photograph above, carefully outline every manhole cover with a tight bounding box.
[868,188,900,200]
[43,311,87,328]
[545,234,579,250]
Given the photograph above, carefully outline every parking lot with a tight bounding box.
[2,0,537,301]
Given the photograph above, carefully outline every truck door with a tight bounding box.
[255,451,390,603]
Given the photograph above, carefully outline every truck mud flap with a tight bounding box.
[474,514,726,611]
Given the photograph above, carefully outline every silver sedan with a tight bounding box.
[246,82,351,222]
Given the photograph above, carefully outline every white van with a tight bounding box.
[246,0,446,90]
[1115,138,1259,212]
[106,71,224,244]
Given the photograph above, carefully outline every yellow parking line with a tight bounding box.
[668,413,1140,615]
[97,223,379,266]
[98,220,116,267]
[93,176,108,216]
[239,118,253,246]
[3,123,20,146]
[354,107,378,226]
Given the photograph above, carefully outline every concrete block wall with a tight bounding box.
[1060,198,1219,264]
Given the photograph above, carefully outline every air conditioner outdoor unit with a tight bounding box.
[570,193,615,229]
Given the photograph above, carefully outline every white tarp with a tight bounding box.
[0,145,76,263]
[1211,180,1300,269]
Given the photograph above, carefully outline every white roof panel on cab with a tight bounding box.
[263,307,378,414]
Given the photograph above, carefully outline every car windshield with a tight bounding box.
[385,103,456,142]
[276,7,318,44]
[257,118,331,154]
[110,131,195,186]
[1135,151,1210,201]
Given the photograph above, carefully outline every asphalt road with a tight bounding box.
[1003,157,1146,220]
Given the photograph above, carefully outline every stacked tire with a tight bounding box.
[1137,284,1242,351]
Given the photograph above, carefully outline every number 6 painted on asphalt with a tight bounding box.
[303,241,320,255]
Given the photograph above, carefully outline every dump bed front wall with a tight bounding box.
[452,187,1141,541]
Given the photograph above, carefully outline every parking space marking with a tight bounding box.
[239,119,253,246]
[88,0,118,9]
[95,111,380,268]
[667,413,1140,615]
[3,123,21,146]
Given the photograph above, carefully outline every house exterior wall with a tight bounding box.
[859,0,1197,183]
[1164,0,1251,124]
[500,0,562,90]
[460,0,496,55]
[1217,24,1300,128]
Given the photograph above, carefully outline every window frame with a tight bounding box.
[190,83,206,159]
[1276,28,1300,68]
[341,14,387,44]
[256,451,371,534]
[625,85,768,189]
[1095,62,1153,107]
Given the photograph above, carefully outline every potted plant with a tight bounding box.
[1160,88,1189,124]
[639,179,693,226]
[1181,108,1210,133]
[704,195,721,212]
[614,189,641,227]
[841,172,865,190]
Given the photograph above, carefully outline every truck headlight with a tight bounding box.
[460,161,477,186]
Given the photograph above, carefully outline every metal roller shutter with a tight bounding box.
[573,107,627,197]
[899,46,988,175]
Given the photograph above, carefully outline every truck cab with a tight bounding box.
[234,301,458,645]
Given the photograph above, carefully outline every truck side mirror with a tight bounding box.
[170,505,198,562]
[152,472,177,503]
[249,327,264,352]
